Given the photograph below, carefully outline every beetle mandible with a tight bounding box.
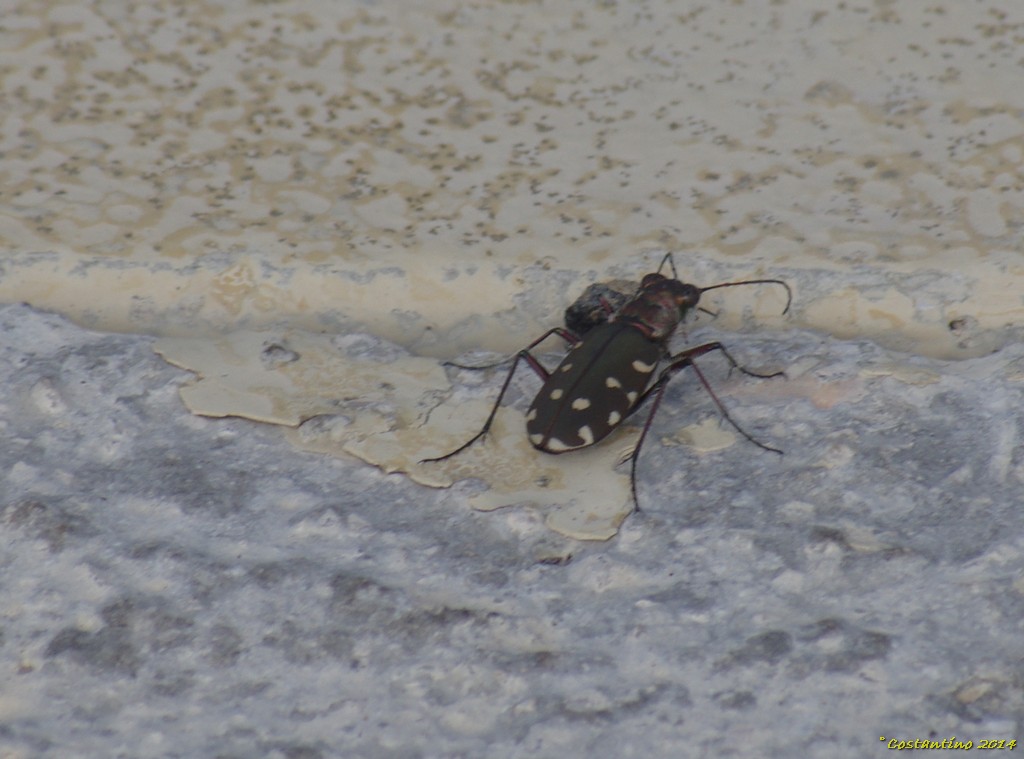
[422,253,792,509]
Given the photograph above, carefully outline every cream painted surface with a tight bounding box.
[669,418,738,454]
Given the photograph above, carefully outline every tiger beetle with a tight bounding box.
[421,253,792,510]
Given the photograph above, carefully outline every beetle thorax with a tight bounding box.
[614,276,701,340]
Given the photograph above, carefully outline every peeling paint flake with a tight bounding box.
[155,330,633,540]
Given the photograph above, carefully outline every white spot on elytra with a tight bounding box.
[571,398,590,411]
[526,407,537,422]
[632,359,656,373]
[626,391,638,404]
[608,410,621,426]
[529,433,545,446]
[546,437,574,452]
[578,425,595,446]
[560,362,574,372]
[605,376,622,389]
[550,388,564,400]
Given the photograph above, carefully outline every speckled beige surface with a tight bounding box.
[2,0,1023,359]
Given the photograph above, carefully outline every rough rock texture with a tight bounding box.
[2,303,1023,757]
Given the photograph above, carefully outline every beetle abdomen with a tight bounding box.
[526,323,662,453]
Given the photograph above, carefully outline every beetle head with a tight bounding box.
[620,260,792,340]
[640,274,702,312]
[667,279,702,311]
[617,275,702,339]
[634,274,700,303]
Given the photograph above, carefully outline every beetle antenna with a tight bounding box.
[700,278,792,315]
[654,252,679,279]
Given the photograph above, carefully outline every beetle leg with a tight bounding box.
[680,355,782,455]
[623,374,672,511]
[421,351,548,462]
[420,328,580,463]
[625,341,783,510]
[444,328,579,371]
[655,341,783,452]
[710,344,785,383]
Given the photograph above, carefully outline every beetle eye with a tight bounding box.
[675,284,700,306]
